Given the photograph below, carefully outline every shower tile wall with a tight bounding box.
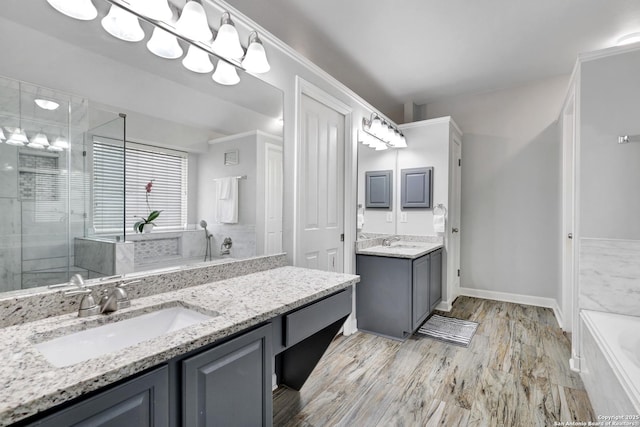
[579,238,640,317]
[0,144,20,291]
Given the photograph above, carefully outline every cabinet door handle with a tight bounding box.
[452,228,459,233]
[568,233,573,239]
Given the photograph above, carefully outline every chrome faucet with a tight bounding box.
[64,274,100,317]
[220,237,232,256]
[382,236,401,247]
[99,280,138,314]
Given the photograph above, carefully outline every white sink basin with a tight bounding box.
[34,307,214,368]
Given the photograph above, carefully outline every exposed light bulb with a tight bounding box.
[147,27,184,59]
[46,0,97,21]
[175,1,213,42]
[182,45,214,73]
[212,12,244,59]
[242,32,270,73]
[101,5,145,42]
[212,60,240,85]
[35,99,60,111]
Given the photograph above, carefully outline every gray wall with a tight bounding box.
[580,49,640,239]
[425,75,569,299]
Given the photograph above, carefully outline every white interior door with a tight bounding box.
[265,143,283,254]
[298,93,345,272]
[450,137,462,294]
[562,96,576,332]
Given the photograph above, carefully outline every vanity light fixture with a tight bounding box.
[362,114,407,150]
[211,12,244,59]
[46,0,98,21]
[35,98,60,111]
[242,32,270,73]
[212,60,240,85]
[147,27,184,59]
[616,32,640,46]
[182,45,214,73]
[175,1,213,42]
[6,128,29,146]
[51,136,69,150]
[101,4,145,42]
[30,133,51,150]
[48,0,272,88]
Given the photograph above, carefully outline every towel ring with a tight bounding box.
[433,203,447,216]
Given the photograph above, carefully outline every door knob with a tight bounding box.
[452,228,459,233]
[568,233,573,239]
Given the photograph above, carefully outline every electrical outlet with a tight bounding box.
[386,212,393,222]
[400,212,408,223]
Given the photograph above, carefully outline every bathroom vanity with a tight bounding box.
[356,240,442,340]
[0,255,358,427]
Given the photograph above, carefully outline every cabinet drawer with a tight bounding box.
[284,289,351,347]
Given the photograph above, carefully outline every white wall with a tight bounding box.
[425,75,569,299]
[580,49,640,239]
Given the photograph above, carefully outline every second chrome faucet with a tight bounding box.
[64,275,138,317]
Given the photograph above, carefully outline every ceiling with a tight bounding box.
[227,0,640,121]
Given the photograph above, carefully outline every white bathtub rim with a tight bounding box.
[581,310,640,414]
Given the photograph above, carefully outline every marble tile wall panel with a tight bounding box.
[210,224,256,259]
[0,198,21,292]
[0,253,287,327]
[74,238,115,276]
[114,241,134,275]
[579,238,640,316]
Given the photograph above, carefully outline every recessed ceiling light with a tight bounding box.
[616,32,640,46]
[35,99,60,111]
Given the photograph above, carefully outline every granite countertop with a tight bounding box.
[356,241,443,259]
[0,266,359,426]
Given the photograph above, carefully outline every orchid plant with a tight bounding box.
[133,180,162,233]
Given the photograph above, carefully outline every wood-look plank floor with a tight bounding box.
[273,296,595,427]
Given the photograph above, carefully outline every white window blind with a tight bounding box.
[93,139,188,233]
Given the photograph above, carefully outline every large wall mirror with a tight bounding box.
[0,0,284,293]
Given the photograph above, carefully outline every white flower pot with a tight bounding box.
[143,223,154,233]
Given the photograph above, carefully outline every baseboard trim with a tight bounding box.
[435,300,453,312]
[458,287,564,327]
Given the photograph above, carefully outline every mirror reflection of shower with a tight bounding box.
[200,220,213,262]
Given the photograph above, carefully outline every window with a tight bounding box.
[93,138,188,233]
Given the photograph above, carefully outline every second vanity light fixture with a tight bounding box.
[45,0,271,86]
[360,114,407,150]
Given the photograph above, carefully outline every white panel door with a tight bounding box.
[450,137,462,292]
[265,143,283,254]
[298,94,345,272]
[562,96,576,332]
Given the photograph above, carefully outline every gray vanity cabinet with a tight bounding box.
[356,250,442,340]
[182,324,272,427]
[27,366,169,427]
[429,249,443,312]
[412,255,431,330]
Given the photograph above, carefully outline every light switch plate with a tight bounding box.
[400,212,408,223]
[386,212,393,222]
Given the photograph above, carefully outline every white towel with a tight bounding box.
[433,214,445,233]
[357,213,365,230]
[218,177,233,200]
[215,177,238,223]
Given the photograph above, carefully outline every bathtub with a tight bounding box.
[580,310,640,416]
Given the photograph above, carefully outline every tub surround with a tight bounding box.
[0,253,287,328]
[356,235,443,259]
[0,265,359,425]
[579,238,640,317]
[580,310,640,416]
